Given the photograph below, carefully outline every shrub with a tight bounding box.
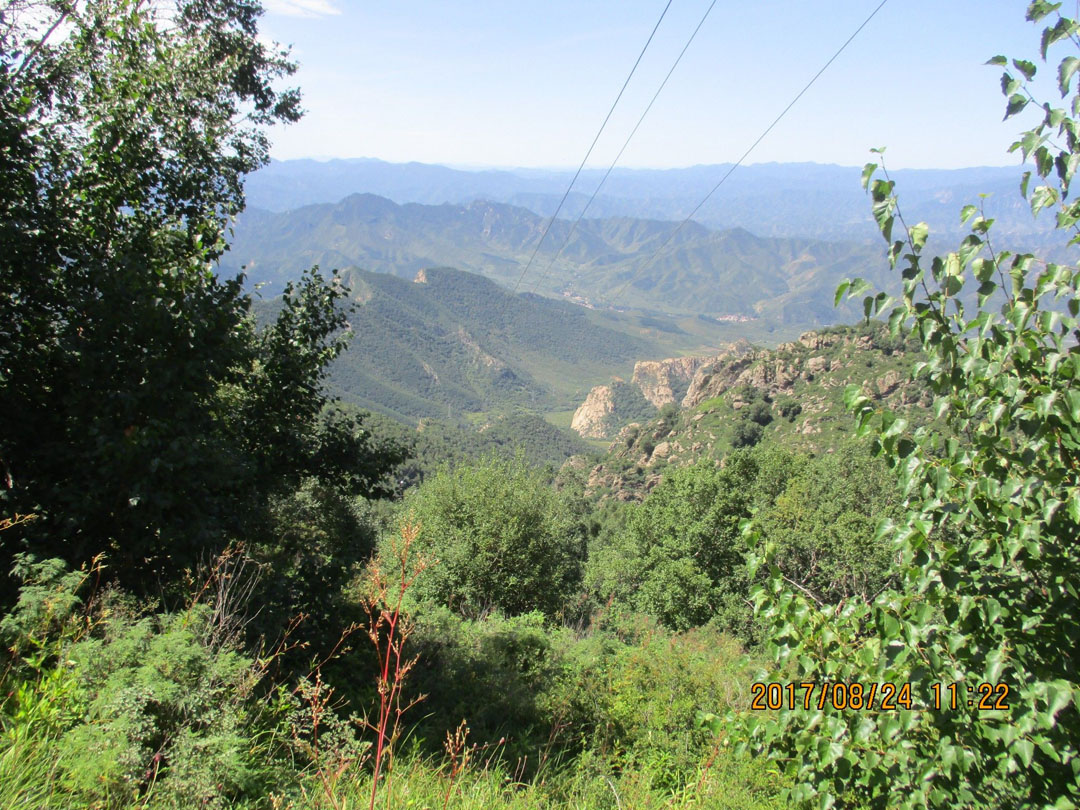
[730,420,763,449]
[0,557,290,809]
[400,455,584,618]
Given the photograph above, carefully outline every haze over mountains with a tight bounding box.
[228,193,896,326]
[244,157,1048,243]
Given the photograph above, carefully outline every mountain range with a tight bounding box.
[227,194,896,327]
[244,157,1055,245]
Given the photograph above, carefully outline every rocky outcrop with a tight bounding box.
[570,342,753,439]
[683,331,883,408]
[581,326,924,502]
[632,356,709,408]
[571,385,616,439]
[455,327,506,372]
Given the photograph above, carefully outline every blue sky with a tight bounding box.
[259,1,1052,170]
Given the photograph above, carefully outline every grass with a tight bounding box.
[286,750,787,810]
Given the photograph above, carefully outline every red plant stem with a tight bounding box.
[369,610,397,810]
[369,573,409,810]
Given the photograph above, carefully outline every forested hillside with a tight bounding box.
[2,3,1078,810]
[255,265,660,420]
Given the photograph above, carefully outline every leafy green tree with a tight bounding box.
[756,443,899,605]
[586,453,765,632]
[0,0,402,593]
[590,444,894,635]
[730,419,764,448]
[736,5,1080,807]
[402,455,583,618]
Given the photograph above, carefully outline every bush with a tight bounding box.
[400,455,584,618]
[0,557,291,809]
[730,420,764,449]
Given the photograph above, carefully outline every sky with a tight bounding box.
[258,1,1059,170]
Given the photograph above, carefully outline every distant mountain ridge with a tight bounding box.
[226,194,895,328]
[245,157,1052,244]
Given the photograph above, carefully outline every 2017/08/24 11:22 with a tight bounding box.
[749,681,1011,711]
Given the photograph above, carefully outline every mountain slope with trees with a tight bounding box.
[255,266,668,421]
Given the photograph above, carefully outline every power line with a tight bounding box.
[511,0,674,293]
[531,0,720,296]
[606,0,890,308]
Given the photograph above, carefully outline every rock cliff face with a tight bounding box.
[570,343,751,440]
[570,385,616,439]
[682,332,873,408]
[631,356,708,408]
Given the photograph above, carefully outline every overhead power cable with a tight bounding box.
[607,0,890,308]
[531,0,720,295]
[511,0,674,293]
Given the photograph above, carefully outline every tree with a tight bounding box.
[402,455,582,618]
[735,5,1080,807]
[586,452,766,632]
[756,442,899,606]
[0,1,401,594]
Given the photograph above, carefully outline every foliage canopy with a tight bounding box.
[0,0,403,593]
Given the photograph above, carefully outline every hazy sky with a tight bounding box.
[259,1,1052,170]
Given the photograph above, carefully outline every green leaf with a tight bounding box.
[1058,56,1080,96]
[972,258,995,283]
[1014,738,1035,768]
[1028,2,1062,24]
[1013,58,1037,80]
[861,162,878,191]
[834,280,850,308]
[1005,93,1029,119]
[910,221,929,250]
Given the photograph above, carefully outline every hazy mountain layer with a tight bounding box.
[227,194,894,327]
[245,158,1052,244]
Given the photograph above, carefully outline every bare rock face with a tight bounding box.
[679,341,755,408]
[682,353,757,409]
[455,327,506,372]
[632,356,709,409]
[571,385,616,439]
[413,268,428,283]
